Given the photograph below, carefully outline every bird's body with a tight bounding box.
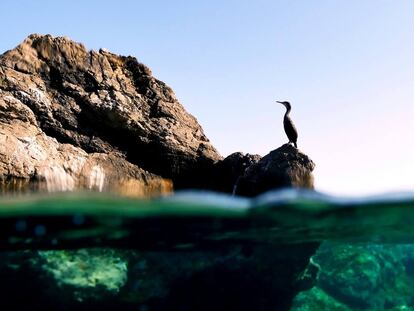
[277,101,298,148]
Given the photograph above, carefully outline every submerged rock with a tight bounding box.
[235,144,315,196]
[38,249,128,301]
[0,243,319,311]
[0,34,221,194]
[291,287,352,311]
[293,243,414,310]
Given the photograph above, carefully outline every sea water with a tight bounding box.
[1,189,414,310]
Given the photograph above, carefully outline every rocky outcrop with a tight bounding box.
[0,34,317,197]
[235,144,315,197]
[206,145,315,196]
[0,34,221,194]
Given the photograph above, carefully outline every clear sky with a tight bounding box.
[1,0,414,195]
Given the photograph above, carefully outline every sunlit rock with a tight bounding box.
[0,34,221,195]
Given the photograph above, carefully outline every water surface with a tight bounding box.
[1,189,414,249]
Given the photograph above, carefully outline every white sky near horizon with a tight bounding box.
[1,0,414,196]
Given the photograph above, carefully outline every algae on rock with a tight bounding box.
[37,249,128,301]
[291,243,414,310]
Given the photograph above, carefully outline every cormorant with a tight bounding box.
[277,101,298,148]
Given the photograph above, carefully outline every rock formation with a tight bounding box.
[235,144,315,196]
[0,34,221,194]
[0,34,316,196]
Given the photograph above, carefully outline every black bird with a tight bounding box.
[277,101,298,148]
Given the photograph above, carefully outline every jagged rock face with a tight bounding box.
[235,144,315,197]
[0,113,172,196]
[0,34,221,192]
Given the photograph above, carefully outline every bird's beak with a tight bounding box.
[276,101,283,104]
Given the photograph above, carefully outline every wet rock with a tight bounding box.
[235,144,315,196]
[0,34,221,194]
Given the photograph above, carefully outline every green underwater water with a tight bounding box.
[1,189,414,310]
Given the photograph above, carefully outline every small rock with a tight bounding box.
[236,144,315,196]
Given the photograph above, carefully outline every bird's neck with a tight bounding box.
[285,106,291,115]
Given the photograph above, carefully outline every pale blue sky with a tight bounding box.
[1,1,414,195]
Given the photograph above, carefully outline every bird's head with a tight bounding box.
[276,101,291,109]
